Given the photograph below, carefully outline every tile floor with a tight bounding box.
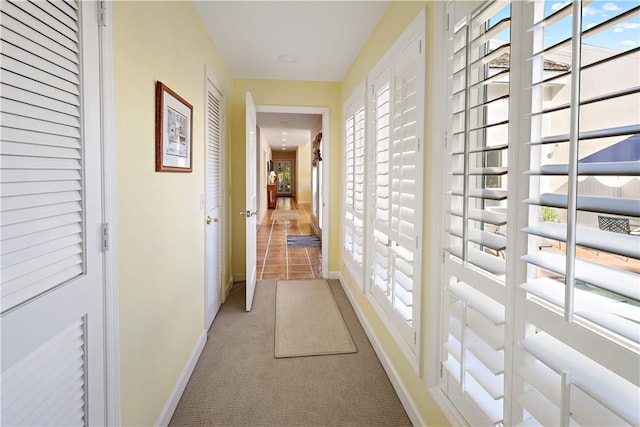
[256,197,322,280]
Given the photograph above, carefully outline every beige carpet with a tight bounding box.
[275,279,356,358]
[271,210,299,221]
[169,279,411,426]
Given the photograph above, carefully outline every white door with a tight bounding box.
[245,92,258,311]
[205,79,223,329]
[1,1,106,425]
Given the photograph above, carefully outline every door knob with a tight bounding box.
[207,216,219,224]
[239,210,258,217]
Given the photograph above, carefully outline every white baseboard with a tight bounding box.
[155,331,207,427]
[328,270,341,280]
[233,273,246,282]
[335,273,426,427]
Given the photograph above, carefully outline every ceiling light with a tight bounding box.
[278,54,297,63]
[282,148,286,150]
[281,132,287,135]
[281,143,286,146]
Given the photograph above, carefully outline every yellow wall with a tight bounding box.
[230,79,341,276]
[297,141,312,203]
[339,2,450,426]
[113,2,233,425]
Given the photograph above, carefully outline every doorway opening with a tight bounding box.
[254,106,329,280]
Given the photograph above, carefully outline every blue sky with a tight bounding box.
[491,1,640,50]
[546,0,640,50]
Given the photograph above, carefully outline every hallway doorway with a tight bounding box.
[257,197,322,280]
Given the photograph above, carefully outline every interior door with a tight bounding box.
[1,1,106,424]
[245,92,258,311]
[205,78,222,329]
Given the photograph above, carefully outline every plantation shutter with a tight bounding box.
[370,66,393,310]
[368,19,424,357]
[388,36,423,343]
[344,107,355,266]
[519,1,640,425]
[1,0,84,312]
[343,88,365,282]
[441,2,510,424]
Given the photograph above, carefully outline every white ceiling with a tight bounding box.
[194,1,390,82]
[257,112,321,151]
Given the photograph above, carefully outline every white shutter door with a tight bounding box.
[352,106,365,273]
[205,80,223,328]
[519,2,640,425]
[343,86,366,283]
[441,2,510,424]
[1,1,105,425]
[344,110,356,262]
[370,67,393,311]
[1,0,83,311]
[388,36,423,346]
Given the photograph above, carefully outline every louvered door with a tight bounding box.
[1,1,105,425]
[367,15,424,359]
[205,78,222,329]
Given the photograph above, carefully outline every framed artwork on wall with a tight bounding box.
[155,81,193,172]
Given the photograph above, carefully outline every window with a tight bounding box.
[343,84,366,283]
[367,11,425,364]
[440,1,639,425]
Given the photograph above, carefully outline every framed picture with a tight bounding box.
[155,81,193,172]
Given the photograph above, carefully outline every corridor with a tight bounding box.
[257,198,323,280]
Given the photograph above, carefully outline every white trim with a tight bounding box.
[233,273,246,283]
[254,105,330,278]
[99,2,120,425]
[429,387,470,427]
[336,273,426,427]
[426,0,447,390]
[155,331,207,427]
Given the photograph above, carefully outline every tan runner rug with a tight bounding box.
[275,280,357,358]
[271,210,299,221]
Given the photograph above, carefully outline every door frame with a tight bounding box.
[98,3,121,425]
[255,105,330,279]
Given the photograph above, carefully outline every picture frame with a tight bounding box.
[155,81,193,172]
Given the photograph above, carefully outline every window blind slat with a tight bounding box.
[526,193,640,217]
[518,359,629,427]
[522,251,639,301]
[448,281,505,325]
[520,332,640,426]
[524,221,640,260]
[521,278,640,342]
[528,160,640,176]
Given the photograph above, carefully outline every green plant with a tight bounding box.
[542,207,558,222]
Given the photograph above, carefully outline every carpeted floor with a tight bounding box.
[169,279,411,427]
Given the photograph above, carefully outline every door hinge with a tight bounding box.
[445,14,450,32]
[440,361,444,377]
[98,1,108,27]
[419,39,422,54]
[101,223,110,251]
[414,331,417,345]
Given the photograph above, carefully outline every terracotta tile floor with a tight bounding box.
[257,197,322,280]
